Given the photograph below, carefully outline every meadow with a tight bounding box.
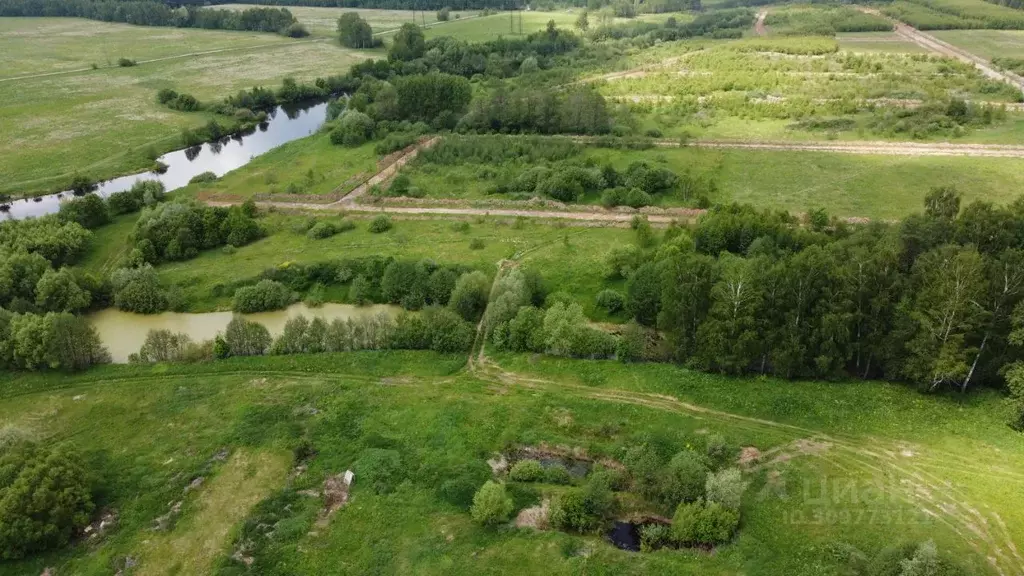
[0,350,1019,575]
[85,211,635,317]
[932,28,1024,58]
[395,141,1024,219]
[217,4,478,38]
[0,17,378,197]
[384,10,581,42]
[835,32,929,53]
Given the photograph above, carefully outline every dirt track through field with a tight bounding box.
[468,356,1024,576]
[754,9,769,36]
[205,132,1024,225]
[855,5,1024,95]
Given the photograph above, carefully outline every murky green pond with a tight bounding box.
[89,302,399,363]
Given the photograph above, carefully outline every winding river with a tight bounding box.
[4,102,329,220]
[90,302,400,363]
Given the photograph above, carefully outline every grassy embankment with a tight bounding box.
[0,17,379,197]
[0,351,1020,575]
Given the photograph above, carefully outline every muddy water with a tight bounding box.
[89,302,399,363]
[3,102,328,220]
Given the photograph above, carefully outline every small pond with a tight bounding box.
[89,302,399,363]
[606,521,641,552]
[3,102,328,221]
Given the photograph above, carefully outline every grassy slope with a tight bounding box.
[145,215,631,314]
[192,133,380,200]
[0,18,380,196]
[0,352,1020,575]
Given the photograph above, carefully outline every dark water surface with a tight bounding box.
[607,521,641,552]
[3,102,328,220]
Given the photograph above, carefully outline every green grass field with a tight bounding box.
[217,4,480,38]
[380,11,580,42]
[0,351,1020,575]
[0,18,378,197]
[932,29,1024,59]
[836,32,928,53]
[192,133,381,201]
[146,215,632,315]
[396,142,1024,219]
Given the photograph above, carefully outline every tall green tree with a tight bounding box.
[694,253,762,374]
[337,12,374,48]
[389,23,425,62]
[903,245,988,390]
[658,252,716,360]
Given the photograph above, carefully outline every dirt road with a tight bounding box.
[855,6,1024,95]
[206,133,1024,225]
[754,9,768,36]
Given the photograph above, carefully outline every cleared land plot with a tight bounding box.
[931,29,1024,59]
[216,5,478,38]
[0,353,1020,575]
[0,19,376,196]
[837,31,929,53]
[395,144,1024,219]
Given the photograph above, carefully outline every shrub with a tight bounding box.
[427,268,459,306]
[595,289,624,313]
[705,468,746,511]
[232,279,293,313]
[437,462,491,510]
[549,476,614,533]
[670,499,739,546]
[189,171,218,184]
[330,111,375,147]
[470,481,513,526]
[0,442,95,559]
[117,57,136,67]
[469,238,485,250]
[307,221,349,240]
[107,180,165,216]
[349,276,373,305]
[223,316,271,356]
[705,433,734,468]
[508,459,545,482]
[357,448,405,495]
[661,451,710,508]
[639,523,671,552]
[368,214,393,233]
[134,329,194,363]
[437,7,450,20]
[111,265,168,314]
[422,306,474,353]
[449,271,490,322]
[58,193,109,229]
[544,465,572,485]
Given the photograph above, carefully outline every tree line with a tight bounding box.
[0,0,308,37]
[601,190,1024,398]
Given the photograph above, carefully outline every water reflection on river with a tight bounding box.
[3,102,328,220]
[89,302,399,363]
